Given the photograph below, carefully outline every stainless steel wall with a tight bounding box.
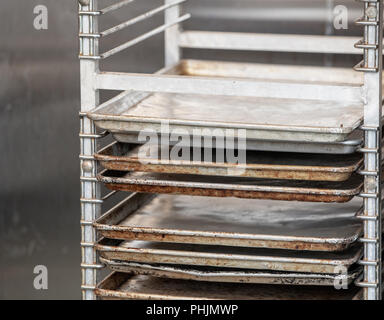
[0,0,361,299]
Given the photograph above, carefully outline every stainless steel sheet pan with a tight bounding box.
[96,238,363,274]
[100,258,362,286]
[111,132,363,154]
[94,193,363,251]
[97,170,363,203]
[87,60,364,144]
[95,142,363,181]
[95,272,363,300]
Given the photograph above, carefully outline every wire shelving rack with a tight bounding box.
[78,0,383,300]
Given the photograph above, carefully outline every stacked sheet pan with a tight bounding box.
[96,272,363,300]
[95,194,362,252]
[88,60,364,154]
[89,60,365,299]
[94,194,363,294]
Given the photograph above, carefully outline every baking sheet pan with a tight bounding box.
[95,142,363,181]
[98,170,363,203]
[100,258,362,286]
[89,94,363,143]
[111,132,363,154]
[87,60,364,144]
[95,193,363,251]
[95,272,363,300]
[96,238,363,274]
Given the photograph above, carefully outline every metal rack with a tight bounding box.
[78,0,383,300]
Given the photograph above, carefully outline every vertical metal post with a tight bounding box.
[164,0,181,66]
[79,0,102,300]
[357,0,383,300]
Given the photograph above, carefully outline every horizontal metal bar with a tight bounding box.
[100,14,190,59]
[359,193,379,198]
[99,0,134,15]
[360,125,380,131]
[354,60,379,72]
[80,176,98,182]
[355,280,379,288]
[78,11,101,16]
[355,17,379,26]
[358,237,380,243]
[81,263,105,269]
[95,72,363,101]
[357,147,379,153]
[80,220,94,226]
[81,242,95,248]
[80,198,103,204]
[81,285,96,290]
[101,0,186,37]
[179,31,363,54]
[358,170,379,176]
[79,131,109,139]
[354,39,378,49]
[359,260,380,266]
[356,214,380,221]
[79,155,95,161]
[79,54,101,60]
[79,33,101,38]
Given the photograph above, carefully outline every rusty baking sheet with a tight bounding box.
[87,59,364,144]
[95,142,363,181]
[95,272,363,300]
[94,193,363,251]
[97,170,363,203]
[96,238,363,274]
[100,258,362,287]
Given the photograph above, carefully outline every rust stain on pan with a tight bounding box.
[95,239,363,275]
[97,169,363,203]
[95,272,363,300]
[97,250,342,274]
[95,142,363,182]
[94,194,363,252]
[104,182,356,203]
[101,162,355,182]
[97,229,353,251]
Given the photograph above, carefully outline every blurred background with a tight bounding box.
[0,0,362,299]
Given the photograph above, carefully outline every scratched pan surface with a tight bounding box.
[96,238,363,274]
[97,170,363,203]
[87,60,364,144]
[100,258,362,287]
[111,131,363,155]
[94,193,363,251]
[95,142,363,181]
[95,272,363,300]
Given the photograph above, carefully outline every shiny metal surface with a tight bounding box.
[0,0,81,300]
[0,0,363,299]
[95,193,363,251]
